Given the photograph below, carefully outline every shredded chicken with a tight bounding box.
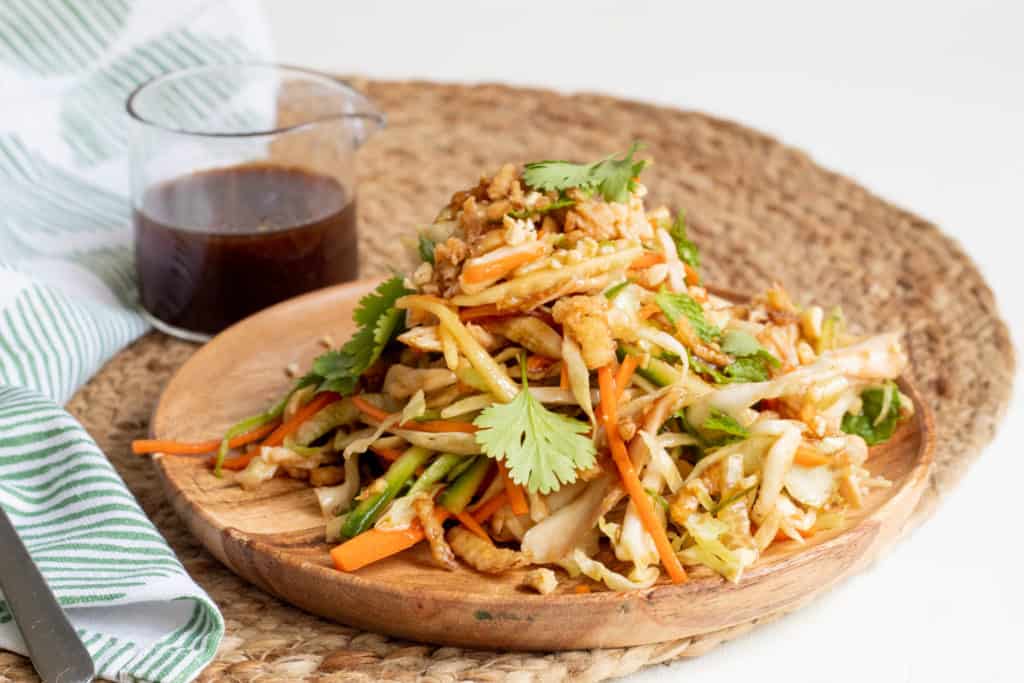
[552,295,616,369]
[522,568,559,594]
[414,497,458,570]
[433,236,469,296]
[448,526,528,574]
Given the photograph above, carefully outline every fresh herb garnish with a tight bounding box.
[301,276,411,396]
[687,330,781,385]
[676,408,748,459]
[654,290,720,342]
[667,212,700,271]
[507,197,576,219]
[473,358,596,494]
[841,382,902,446]
[522,142,648,203]
[417,235,436,264]
[701,408,750,441]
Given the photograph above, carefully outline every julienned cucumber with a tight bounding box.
[340,446,432,539]
[438,456,491,513]
[617,344,681,387]
[408,453,463,496]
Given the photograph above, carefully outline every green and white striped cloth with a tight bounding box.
[0,1,272,681]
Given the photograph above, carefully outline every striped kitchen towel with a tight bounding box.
[0,1,272,681]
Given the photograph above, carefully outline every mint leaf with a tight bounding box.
[418,235,435,264]
[841,382,902,446]
[720,330,762,357]
[654,290,720,342]
[667,212,700,270]
[702,409,749,441]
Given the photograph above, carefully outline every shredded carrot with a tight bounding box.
[614,354,638,401]
[461,241,546,284]
[407,420,478,434]
[370,445,404,462]
[793,444,832,467]
[497,461,529,516]
[469,491,509,522]
[132,421,278,456]
[574,585,592,594]
[629,252,666,270]
[331,508,451,572]
[263,392,340,447]
[527,354,556,372]
[352,395,477,433]
[598,366,687,584]
[455,510,492,543]
[559,362,569,390]
[459,304,502,321]
[683,263,700,286]
[218,448,257,471]
[638,303,661,321]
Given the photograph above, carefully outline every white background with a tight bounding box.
[259,1,1022,681]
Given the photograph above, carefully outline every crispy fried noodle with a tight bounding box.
[145,144,914,591]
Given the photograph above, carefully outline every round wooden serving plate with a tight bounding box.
[151,279,934,652]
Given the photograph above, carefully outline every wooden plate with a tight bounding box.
[151,279,934,651]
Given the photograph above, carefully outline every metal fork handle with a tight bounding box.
[0,505,94,683]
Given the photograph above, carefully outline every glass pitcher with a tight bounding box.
[126,64,384,342]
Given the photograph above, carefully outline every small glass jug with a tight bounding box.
[127,64,383,342]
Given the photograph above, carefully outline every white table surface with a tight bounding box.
[260,1,1022,680]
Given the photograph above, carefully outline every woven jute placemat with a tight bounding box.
[0,80,1014,682]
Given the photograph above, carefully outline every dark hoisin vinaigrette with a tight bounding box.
[134,163,358,336]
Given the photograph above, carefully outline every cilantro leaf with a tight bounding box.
[307,276,411,396]
[654,290,720,342]
[507,197,576,219]
[418,235,436,264]
[667,212,700,270]
[841,382,902,446]
[522,143,648,203]
[473,365,596,494]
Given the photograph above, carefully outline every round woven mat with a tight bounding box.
[1,80,1013,683]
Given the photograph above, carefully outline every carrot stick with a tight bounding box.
[559,362,569,390]
[352,395,477,433]
[793,445,832,467]
[219,448,257,471]
[459,304,501,321]
[527,354,556,372]
[629,252,666,269]
[455,511,492,543]
[263,392,340,447]
[598,366,687,584]
[614,354,638,402]
[331,508,451,572]
[461,241,546,284]
[370,445,404,462]
[132,421,278,455]
[683,263,700,286]
[469,491,509,522]
[497,462,529,516]
[406,420,478,434]
[638,303,660,321]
